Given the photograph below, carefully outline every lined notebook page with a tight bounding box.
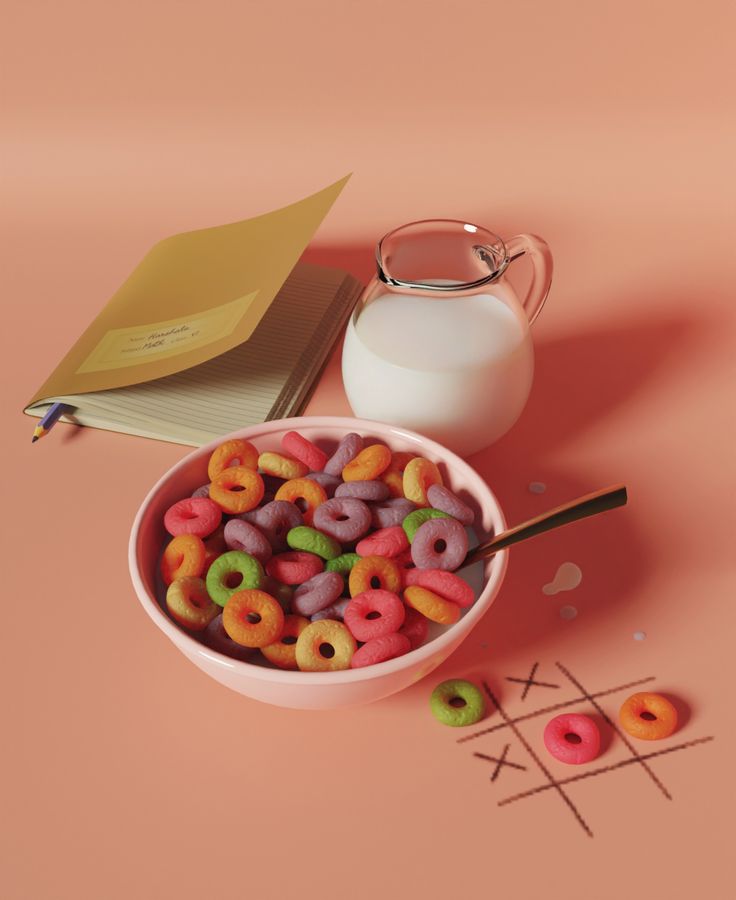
[30,263,363,445]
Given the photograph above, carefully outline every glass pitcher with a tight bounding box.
[341,220,552,457]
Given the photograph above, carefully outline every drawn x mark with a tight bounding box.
[474,745,527,782]
[506,662,559,700]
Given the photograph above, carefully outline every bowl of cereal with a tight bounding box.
[128,416,507,709]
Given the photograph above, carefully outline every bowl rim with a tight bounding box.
[128,415,508,685]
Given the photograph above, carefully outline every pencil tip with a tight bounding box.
[31,435,39,443]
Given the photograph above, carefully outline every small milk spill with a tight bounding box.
[342,291,533,454]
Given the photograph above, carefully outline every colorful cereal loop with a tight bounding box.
[344,589,405,642]
[286,525,342,561]
[619,692,678,740]
[430,679,485,727]
[403,457,443,506]
[164,497,222,538]
[295,620,356,671]
[166,576,219,632]
[350,633,411,668]
[342,444,392,482]
[281,431,328,472]
[206,550,264,607]
[161,534,206,585]
[223,589,285,648]
[402,507,452,543]
[274,477,328,526]
[403,585,461,625]
[348,555,402,597]
[207,438,259,480]
[380,451,418,498]
[261,614,310,669]
[258,451,309,480]
[209,466,265,515]
[543,714,601,764]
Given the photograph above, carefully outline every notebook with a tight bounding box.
[24,176,363,446]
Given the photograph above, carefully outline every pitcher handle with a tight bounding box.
[504,234,553,326]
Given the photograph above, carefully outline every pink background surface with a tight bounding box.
[3,2,735,898]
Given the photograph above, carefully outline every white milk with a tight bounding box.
[341,291,533,456]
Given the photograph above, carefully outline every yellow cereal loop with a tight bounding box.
[403,585,460,625]
[380,451,418,498]
[403,457,443,506]
[295,620,356,671]
[258,451,309,480]
[342,444,392,482]
[348,555,402,597]
[261,615,310,669]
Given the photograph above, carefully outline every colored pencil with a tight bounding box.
[31,402,73,443]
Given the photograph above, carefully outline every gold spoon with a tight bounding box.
[461,484,628,568]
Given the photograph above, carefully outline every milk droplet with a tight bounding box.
[543,562,583,595]
[633,630,647,641]
[529,481,547,494]
[559,605,578,620]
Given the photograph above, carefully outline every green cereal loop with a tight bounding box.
[206,550,263,607]
[325,553,362,576]
[287,525,341,561]
[430,679,485,727]
[402,508,452,543]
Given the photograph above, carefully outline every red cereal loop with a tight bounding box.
[266,551,324,585]
[281,431,328,472]
[355,525,409,559]
[350,633,411,668]
[164,497,222,538]
[403,568,474,608]
[344,589,405,642]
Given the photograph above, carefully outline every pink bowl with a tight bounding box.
[128,416,507,709]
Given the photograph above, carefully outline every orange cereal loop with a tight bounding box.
[295,619,356,671]
[209,466,265,514]
[274,477,328,526]
[207,438,259,481]
[380,451,418,498]
[222,589,285,648]
[261,614,310,669]
[258,451,309,480]
[403,585,461,625]
[166,576,219,631]
[348,555,402,597]
[619,692,678,741]
[403,457,443,506]
[161,533,206,585]
[342,444,392,482]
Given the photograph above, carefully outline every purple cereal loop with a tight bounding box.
[335,480,390,501]
[370,497,417,529]
[312,497,372,543]
[411,518,469,571]
[202,615,255,661]
[191,483,211,499]
[324,432,364,476]
[310,597,351,622]
[427,484,475,526]
[223,519,273,564]
[292,571,344,616]
[305,471,342,497]
[240,500,304,551]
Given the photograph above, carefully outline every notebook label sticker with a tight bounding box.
[75,291,260,374]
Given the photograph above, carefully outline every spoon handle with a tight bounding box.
[462,484,628,567]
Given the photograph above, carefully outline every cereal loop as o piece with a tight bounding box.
[404,585,461,624]
[356,525,409,559]
[380,451,418,498]
[349,555,402,597]
[335,480,390,502]
[209,466,264,515]
[274,477,328,526]
[287,525,342,561]
[261,614,310,669]
[266,551,324,585]
[243,500,303,552]
[370,497,416,530]
[282,431,328,472]
[191,483,211,499]
[164,497,222,538]
[223,589,285,648]
[351,633,411,669]
[258,451,308,480]
[206,550,264,607]
[223,519,273,565]
[324,432,364,477]
[295,620,356,671]
[344,589,405,642]
[619,692,678,740]
[311,597,351,622]
[411,518,468,571]
[403,568,474,608]
[292,571,344,616]
[427,483,475,526]
[430,679,485,727]
[166,576,219,632]
[325,552,362,578]
[161,534,206,585]
[207,438,259,480]
[313,498,372,544]
[403,457,443,506]
[305,472,342,497]
[544,714,601,764]
[342,444,392,482]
